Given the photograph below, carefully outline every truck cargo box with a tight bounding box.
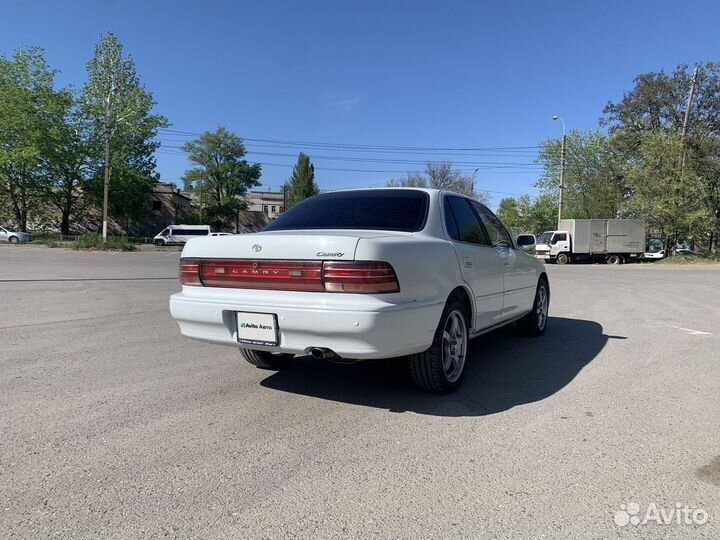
[558,219,645,255]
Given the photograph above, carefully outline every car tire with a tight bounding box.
[8,236,18,244]
[408,298,469,394]
[154,239,165,246]
[240,348,293,370]
[518,277,550,337]
[556,252,569,265]
[607,254,622,265]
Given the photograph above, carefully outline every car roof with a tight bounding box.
[318,187,479,199]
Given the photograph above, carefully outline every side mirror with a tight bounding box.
[516,234,536,249]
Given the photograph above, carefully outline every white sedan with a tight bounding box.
[170,188,549,393]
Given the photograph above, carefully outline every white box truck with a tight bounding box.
[535,219,645,264]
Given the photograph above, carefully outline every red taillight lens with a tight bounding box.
[200,260,324,291]
[181,259,400,294]
[322,262,400,293]
[179,258,201,286]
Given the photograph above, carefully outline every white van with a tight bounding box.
[154,225,212,246]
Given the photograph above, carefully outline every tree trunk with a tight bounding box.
[60,211,70,237]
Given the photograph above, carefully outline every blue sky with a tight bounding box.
[2,0,719,208]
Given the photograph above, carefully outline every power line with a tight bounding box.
[157,146,543,168]
[156,128,540,153]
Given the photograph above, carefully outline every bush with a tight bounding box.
[659,251,720,264]
[72,233,136,251]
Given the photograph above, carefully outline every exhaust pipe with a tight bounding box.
[308,347,359,364]
[310,347,335,360]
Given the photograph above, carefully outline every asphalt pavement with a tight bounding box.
[1,245,718,539]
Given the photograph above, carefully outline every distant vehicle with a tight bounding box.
[675,248,697,256]
[154,225,212,246]
[170,188,549,393]
[643,249,665,260]
[0,226,32,244]
[210,232,232,237]
[535,219,645,265]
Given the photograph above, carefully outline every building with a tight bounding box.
[131,183,194,236]
[245,191,286,220]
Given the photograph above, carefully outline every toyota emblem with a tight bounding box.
[252,244,262,252]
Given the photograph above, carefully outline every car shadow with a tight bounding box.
[259,317,610,417]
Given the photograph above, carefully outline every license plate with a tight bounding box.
[236,312,279,346]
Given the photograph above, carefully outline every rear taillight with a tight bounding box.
[322,262,400,293]
[179,258,400,294]
[179,258,201,285]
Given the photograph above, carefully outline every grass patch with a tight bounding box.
[33,237,63,248]
[72,233,136,251]
[658,252,720,264]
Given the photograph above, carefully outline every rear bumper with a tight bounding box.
[169,289,443,360]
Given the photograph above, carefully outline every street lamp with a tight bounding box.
[552,115,567,224]
[470,167,479,196]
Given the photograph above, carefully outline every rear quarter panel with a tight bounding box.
[355,235,462,305]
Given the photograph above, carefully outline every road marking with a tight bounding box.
[668,325,712,336]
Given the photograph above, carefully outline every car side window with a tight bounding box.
[471,202,513,247]
[552,233,566,244]
[445,196,490,246]
[443,197,460,240]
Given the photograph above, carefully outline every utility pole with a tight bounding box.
[102,121,112,239]
[558,133,566,224]
[669,67,699,257]
[198,177,203,223]
[553,115,567,225]
[283,183,288,212]
[680,67,699,172]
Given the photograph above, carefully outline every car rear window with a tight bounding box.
[264,190,429,232]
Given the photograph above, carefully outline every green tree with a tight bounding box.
[42,94,91,236]
[80,33,167,237]
[497,197,522,231]
[287,153,319,207]
[0,48,61,231]
[603,63,720,250]
[496,194,556,236]
[626,133,711,250]
[182,127,262,230]
[526,194,558,235]
[536,129,626,220]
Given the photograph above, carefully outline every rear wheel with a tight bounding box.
[408,299,469,394]
[518,278,550,336]
[8,236,18,244]
[240,348,293,370]
[556,252,569,265]
[606,254,622,265]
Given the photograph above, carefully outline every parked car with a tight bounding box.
[153,225,212,246]
[643,248,665,260]
[0,226,32,243]
[169,189,549,393]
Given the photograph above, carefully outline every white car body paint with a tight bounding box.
[170,189,547,360]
